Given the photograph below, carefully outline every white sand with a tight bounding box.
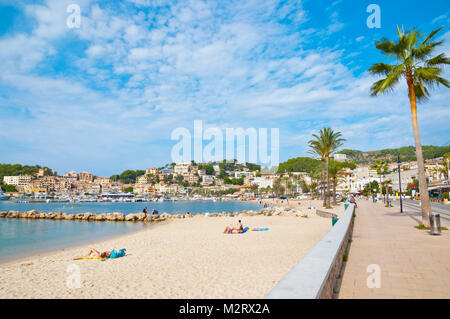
[0,210,334,298]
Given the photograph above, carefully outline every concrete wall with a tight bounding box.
[266,203,355,299]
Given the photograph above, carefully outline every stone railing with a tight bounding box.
[266,203,355,299]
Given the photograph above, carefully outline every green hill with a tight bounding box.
[0,164,51,182]
[339,145,450,164]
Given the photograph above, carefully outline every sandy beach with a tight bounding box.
[0,200,340,298]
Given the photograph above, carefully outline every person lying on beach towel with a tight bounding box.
[73,248,126,260]
[223,226,270,234]
[223,220,244,234]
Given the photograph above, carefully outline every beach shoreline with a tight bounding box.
[0,199,341,265]
[0,222,158,267]
[0,199,343,298]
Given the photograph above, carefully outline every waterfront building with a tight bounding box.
[134,184,156,195]
[3,175,32,186]
[23,181,44,194]
[87,184,101,194]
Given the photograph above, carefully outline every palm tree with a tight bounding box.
[309,128,346,207]
[381,179,392,205]
[329,161,345,205]
[369,26,449,226]
[308,138,327,206]
[310,181,318,199]
[371,159,389,202]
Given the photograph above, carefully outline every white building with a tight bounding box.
[136,175,151,184]
[234,171,253,179]
[384,169,418,192]
[251,176,274,189]
[174,163,190,175]
[333,153,348,162]
[3,175,32,186]
[201,175,215,186]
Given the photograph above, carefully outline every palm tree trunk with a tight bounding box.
[333,177,337,205]
[321,159,326,207]
[379,175,382,202]
[407,71,432,227]
[326,156,330,207]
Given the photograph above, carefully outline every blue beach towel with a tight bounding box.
[109,248,126,259]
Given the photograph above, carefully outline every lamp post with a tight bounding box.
[398,155,403,213]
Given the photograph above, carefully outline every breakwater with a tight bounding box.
[0,205,315,223]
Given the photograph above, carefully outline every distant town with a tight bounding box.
[1,147,449,202]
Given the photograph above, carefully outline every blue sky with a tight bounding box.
[0,0,449,176]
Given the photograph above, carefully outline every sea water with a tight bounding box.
[0,201,262,262]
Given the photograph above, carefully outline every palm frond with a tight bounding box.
[412,41,444,60]
[419,26,444,47]
[368,63,394,76]
[415,67,450,88]
[426,53,450,66]
[369,64,403,96]
[374,38,401,58]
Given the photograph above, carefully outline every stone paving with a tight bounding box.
[338,200,450,299]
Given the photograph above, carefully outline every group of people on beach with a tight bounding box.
[143,207,159,216]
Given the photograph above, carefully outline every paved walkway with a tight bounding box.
[338,200,450,299]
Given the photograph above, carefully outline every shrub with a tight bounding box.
[442,192,449,200]
[415,224,448,231]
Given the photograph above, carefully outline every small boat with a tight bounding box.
[0,190,10,200]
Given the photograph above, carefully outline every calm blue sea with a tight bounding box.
[0,201,262,262]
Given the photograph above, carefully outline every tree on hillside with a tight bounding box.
[369,26,449,226]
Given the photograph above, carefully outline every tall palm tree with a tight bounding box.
[309,128,346,207]
[369,26,449,226]
[308,138,327,206]
[381,179,393,206]
[371,159,389,202]
[310,181,317,200]
[329,161,345,205]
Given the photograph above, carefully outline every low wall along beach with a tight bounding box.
[266,203,355,299]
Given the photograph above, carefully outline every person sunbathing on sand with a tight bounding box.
[223,220,244,234]
[73,248,111,260]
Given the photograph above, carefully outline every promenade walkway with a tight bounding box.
[338,200,450,298]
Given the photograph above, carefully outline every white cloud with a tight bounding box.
[0,0,448,175]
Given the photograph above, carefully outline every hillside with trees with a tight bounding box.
[277,157,321,174]
[0,164,52,182]
[339,145,450,164]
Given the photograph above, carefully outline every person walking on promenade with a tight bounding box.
[350,196,357,208]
